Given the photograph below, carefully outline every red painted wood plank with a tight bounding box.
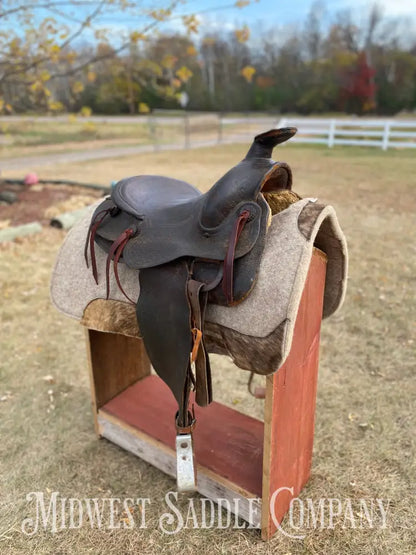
[101,375,264,496]
[264,250,327,538]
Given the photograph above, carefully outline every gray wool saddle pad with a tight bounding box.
[51,196,347,375]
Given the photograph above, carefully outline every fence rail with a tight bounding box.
[272,117,416,150]
[179,115,416,150]
[2,114,416,152]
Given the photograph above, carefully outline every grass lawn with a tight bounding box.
[0,143,415,553]
[0,119,152,146]
[0,115,221,160]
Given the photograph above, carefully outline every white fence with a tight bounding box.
[222,117,416,150]
[2,113,415,151]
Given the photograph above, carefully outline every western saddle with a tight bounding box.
[84,127,298,489]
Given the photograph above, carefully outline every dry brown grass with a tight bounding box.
[1,143,415,554]
[0,116,221,160]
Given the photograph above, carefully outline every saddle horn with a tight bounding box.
[200,127,297,228]
[245,127,297,159]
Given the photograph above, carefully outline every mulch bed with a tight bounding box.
[0,182,104,226]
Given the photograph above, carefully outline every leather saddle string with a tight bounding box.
[84,208,112,284]
[112,234,137,305]
[105,228,135,304]
[222,209,250,304]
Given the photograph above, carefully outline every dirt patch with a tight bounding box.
[0,182,103,226]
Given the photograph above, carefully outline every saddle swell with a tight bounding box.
[84,128,298,488]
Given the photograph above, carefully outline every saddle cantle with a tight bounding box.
[84,127,299,489]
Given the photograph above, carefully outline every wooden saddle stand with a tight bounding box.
[84,248,326,540]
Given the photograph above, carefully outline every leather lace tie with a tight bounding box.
[105,228,136,304]
[84,208,113,284]
[222,209,250,304]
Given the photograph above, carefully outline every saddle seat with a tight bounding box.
[114,175,200,215]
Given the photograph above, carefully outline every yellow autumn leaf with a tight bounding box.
[138,102,150,114]
[30,81,42,92]
[66,51,77,64]
[9,38,20,53]
[72,81,84,94]
[87,71,96,83]
[182,15,199,34]
[172,78,182,89]
[48,101,64,112]
[80,106,92,117]
[235,25,250,43]
[176,66,193,83]
[148,8,171,21]
[186,45,197,56]
[241,65,256,82]
[130,31,147,43]
[163,86,176,98]
[50,47,60,63]
[161,55,177,69]
[235,0,250,7]
[40,70,51,82]
[68,114,77,123]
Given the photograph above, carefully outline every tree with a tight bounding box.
[0,0,254,113]
[340,51,376,113]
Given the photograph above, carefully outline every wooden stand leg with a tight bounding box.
[261,250,327,540]
[85,329,151,434]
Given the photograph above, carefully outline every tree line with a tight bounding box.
[1,2,415,116]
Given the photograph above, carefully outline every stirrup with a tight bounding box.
[175,411,196,492]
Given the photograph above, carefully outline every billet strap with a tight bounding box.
[187,279,212,407]
[222,209,250,304]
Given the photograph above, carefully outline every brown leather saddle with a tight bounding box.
[85,127,297,489]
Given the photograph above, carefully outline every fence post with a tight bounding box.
[328,119,335,148]
[382,121,390,150]
[218,112,223,144]
[184,112,190,149]
[148,115,159,152]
